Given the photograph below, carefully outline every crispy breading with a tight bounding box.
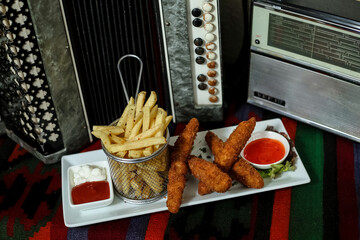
[215,117,256,172]
[231,158,264,189]
[188,156,232,193]
[166,118,199,213]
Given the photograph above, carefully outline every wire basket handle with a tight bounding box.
[117,54,143,102]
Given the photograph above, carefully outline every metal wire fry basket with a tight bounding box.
[102,129,170,204]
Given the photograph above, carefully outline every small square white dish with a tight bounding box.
[67,160,114,211]
[61,118,310,227]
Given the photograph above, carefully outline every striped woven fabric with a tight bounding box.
[0,103,359,239]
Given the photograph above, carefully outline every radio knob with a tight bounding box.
[194,38,204,46]
[192,18,203,27]
[196,56,206,64]
[191,8,202,17]
[205,33,215,41]
[197,74,207,82]
[195,47,205,55]
[202,3,213,12]
[198,83,207,90]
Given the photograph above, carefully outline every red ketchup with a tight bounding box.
[71,181,110,204]
[243,138,285,165]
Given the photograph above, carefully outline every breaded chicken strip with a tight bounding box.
[231,158,264,189]
[215,117,256,172]
[205,119,263,189]
[188,156,232,193]
[166,118,199,213]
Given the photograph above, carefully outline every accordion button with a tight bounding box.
[204,23,214,32]
[196,56,206,64]
[195,47,205,55]
[203,13,213,22]
[194,38,204,46]
[208,79,217,86]
[208,87,217,95]
[198,83,207,90]
[206,52,216,60]
[205,33,215,41]
[207,61,216,68]
[203,3,213,12]
[209,95,218,103]
[192,18,203,27]
[197,74,207,82]
[207,70,217,77]
[205,42,216,50]
[192,8,202,17]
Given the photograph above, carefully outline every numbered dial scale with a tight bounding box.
[188,0,223,106]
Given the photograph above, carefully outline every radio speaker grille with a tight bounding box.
[61,0,171,126]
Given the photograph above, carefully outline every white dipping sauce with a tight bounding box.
[71,165,106,186]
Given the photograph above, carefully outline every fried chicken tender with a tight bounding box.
[166,118,199,213]
[204,117,263,190]
[231,158,264,189]
[215,117,256,172]
[188,156,232,193]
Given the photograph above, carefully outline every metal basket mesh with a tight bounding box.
[107,146,169,204]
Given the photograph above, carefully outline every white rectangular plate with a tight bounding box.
[62,118,310,227]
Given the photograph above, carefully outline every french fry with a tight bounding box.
[143,146,153,157]
[93,126,124,135]
[118,163,131,194]
[135,91,146,117]
[142,106,151,132]
[128,149,143,158]
[124,104,136,138]
[164,115,173,134]
[144,91,157,109]
[108,137,166,152]
[109,134,126,144]
[141,184,152,199]
[117,97,135,127]
[130,175,144,198]
[131,124,163,141]
[115,151,127,158]
[91,130,111,149]
[129,118,143,140]
[138,168,164,193]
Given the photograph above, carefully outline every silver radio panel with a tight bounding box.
[248,2,360,142]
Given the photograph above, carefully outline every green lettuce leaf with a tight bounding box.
[257,160,296,179]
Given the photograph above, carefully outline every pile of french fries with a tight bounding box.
[91,91,172,199]
[92,91,172,159]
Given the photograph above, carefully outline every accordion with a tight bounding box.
[0,0,249,163]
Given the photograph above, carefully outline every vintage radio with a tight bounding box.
[248,0,360,142]
[0,0,248,163]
